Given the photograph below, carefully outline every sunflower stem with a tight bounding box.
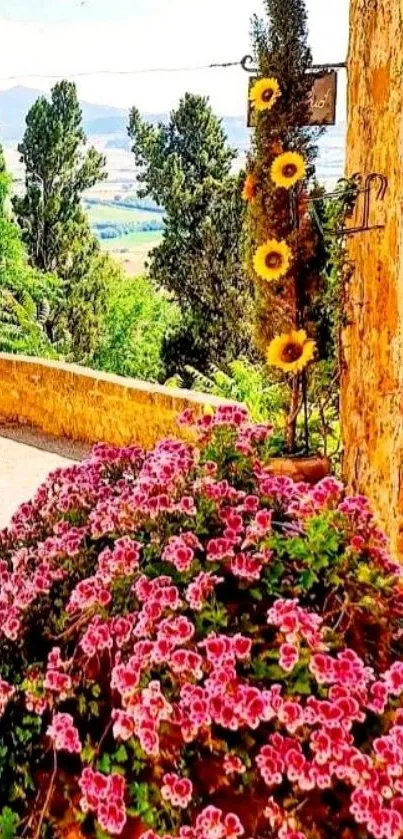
[302,371,310,453]
[287,375,300,453]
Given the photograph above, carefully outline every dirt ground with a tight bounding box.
[0,424,90,529]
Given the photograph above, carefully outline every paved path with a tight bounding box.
[0,425,90,529]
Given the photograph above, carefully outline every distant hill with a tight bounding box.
[0,85,127,141]
[89,114,250,154]
[0,86,344,185]
[0,86,250,153]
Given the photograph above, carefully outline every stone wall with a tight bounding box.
[0,354,227,449]
[341,0,403,558]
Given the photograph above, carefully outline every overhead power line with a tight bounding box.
[0,60,242,83]
[0,55,347,84]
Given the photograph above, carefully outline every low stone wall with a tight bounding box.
[0,354,227,449]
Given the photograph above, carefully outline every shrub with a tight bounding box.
[175,360,286,425]
[93,275,181,382]
[0,408,402,839]
[172,360,338,458]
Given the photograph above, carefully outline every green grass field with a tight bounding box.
[100,230,162,250]
[86,202,163,225]
[99,229,162,275]
[84,199,163,275]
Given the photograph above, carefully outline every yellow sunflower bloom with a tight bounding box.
[249,77,281,112]
[271,151,306,189]
[242,173,258,202]
[253,239,292,282]
[267,329,316,374]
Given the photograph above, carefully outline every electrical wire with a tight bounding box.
[0,60,242,83]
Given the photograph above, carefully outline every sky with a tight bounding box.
[0,0,349,116]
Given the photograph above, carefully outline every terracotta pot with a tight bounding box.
[267,455,331,484]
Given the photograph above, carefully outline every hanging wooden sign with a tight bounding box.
[247,70,337,127]
[307,71,337,125]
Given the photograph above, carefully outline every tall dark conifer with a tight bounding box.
[13,81,117,362]
[129,94,254,375]
[245,0,326,449]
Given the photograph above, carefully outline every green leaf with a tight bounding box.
[266,664,287,679]
[291,672,313,695]
[114,744,128,763]
[300,568,318,590]
[95,827,111,839]
[0,808,19,839]
[97,753,111,773]
[81,743,96,763]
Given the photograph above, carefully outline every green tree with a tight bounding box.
[244,0,329,451]
[0,144,8,213]
[128,94,254,376]
[13,81,111,362]
[14,80,106,273]
[130,93,235,212]
[246,0,322,346]
[53,227,120,363]
[0,145,61,357]
[94,275,181,382]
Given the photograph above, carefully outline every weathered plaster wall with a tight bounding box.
[341,0,403,557]
[0,354,226,449]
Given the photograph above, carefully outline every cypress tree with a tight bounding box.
[245,0,326,449]
[14,81,116,362]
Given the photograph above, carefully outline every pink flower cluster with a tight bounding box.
[2,407,403,839]
[179,404,271,460]
[112,679,172,756]
[97,536,141,582]
[185,571,223,611]
[0,678,15,715]
[194,806,244,839]
[47,712,82,753]
[67,575,111,614]
[199,633,252,665]
[267,598,324,649]
[252,631,403,839]
[161,773,193,808]
[44,646,73,698]
[223,754,246,775]
[79,767,127,835]
[143,806,244,839]
[268,598,325,673]
[0,554,64,640]
[163,533,201,573]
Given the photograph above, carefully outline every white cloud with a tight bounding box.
[0,0,349,115]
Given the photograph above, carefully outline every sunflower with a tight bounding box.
[271,151,306,189]
[267,329,316,374]
[242,173,258,202]
[253,239,292,282]
[249,77,281,112]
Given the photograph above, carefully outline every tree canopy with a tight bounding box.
[13,81,115,362]
[0,145,60,357]
[14,80,106,274]
[128,94,254,377]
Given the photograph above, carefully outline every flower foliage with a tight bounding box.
[1,407,403,839]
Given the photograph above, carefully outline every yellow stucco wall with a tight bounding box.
[0,354,227,449]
